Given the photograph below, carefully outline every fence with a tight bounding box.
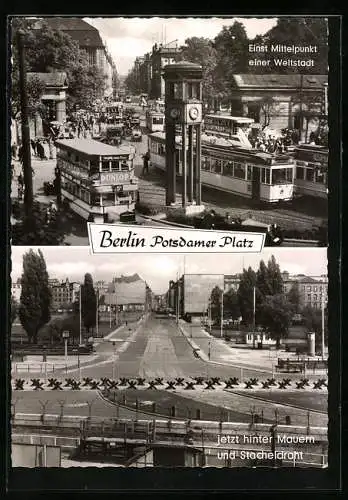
[11,414,328,468]
[12,363,69,374]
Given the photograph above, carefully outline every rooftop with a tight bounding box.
[233,74,328,89]
[55,139,134,157]
[39,17,104,48]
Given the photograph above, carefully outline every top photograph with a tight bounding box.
[10,16,329,247]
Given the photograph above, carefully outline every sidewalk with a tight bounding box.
[178,320,327,376]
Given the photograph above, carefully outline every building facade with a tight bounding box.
[230,74,328,138]
[41,17,116,98]
[282,271,328,309]
[49,278,80,310]
[26,72,68,137]
[103,274,152,312]
[11,278,22,302]
[167,271,328,320]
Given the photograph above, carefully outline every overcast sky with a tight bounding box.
[11,247,327,295]
[84,17,278,75]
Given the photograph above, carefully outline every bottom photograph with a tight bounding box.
[10,247,328,468]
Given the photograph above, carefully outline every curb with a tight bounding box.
[178,321,273,374]
[224,389,327,415]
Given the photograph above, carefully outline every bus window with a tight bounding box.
[101,160,110,172]
[111,160,119,171]
[90,159,99,175]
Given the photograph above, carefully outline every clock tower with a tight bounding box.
[164,62,204,211]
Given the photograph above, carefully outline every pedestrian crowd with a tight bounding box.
[248,128,299,154]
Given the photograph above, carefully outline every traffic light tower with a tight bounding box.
[164,62,204,214]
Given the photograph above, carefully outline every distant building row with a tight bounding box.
[166,271,328,319]
[11,274,154,312]
[133,42,327,134]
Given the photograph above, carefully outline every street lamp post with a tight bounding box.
[220,289,224,338]
[112,341,117,380]
[79,285,82,345]
[62,330,70,370]
[17,31,33,216]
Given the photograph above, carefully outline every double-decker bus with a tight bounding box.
[203,114,254,148]
[106,101,123,119]
[294,144,328,199]
[148,132,295,203]
[56,139,138,222]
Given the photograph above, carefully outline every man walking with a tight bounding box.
[142,151,150,175]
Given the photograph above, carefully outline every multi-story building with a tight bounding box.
[104,274,153,312]
[49,278,81,310]
[11,278,22,302]
[282,271,328,309]
[38,17,116,98]
[150,42,180,99]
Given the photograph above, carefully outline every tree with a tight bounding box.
[259,294,292,349]
[237,267,257,325]
[302,305,328,345]
[19,249,52,343]
[11,19,107,117]
[223,288,241,320]
[210,285,223,323]
[179,37,218,109]
[261,18,328,74]
[11,201,66,245]
[213,22,250,107]
[125,66,141,95]
[287,282,301,314]
[256,256,283,298]
[11,296,18,325]
[81,273,96,334]
[259,96,277,129]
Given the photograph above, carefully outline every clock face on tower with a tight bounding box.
[189,107,199,120]
[170,108,180,119]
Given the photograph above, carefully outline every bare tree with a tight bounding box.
[259,96,276,130]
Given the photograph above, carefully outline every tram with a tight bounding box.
[203,114,254,148]
[293,144,328,199]
[56,138,138,222]
[148,132,295,203]
[145,110,165,133]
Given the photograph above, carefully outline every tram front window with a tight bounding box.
[271,168,293,184]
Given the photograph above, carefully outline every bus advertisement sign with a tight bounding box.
[99,172,130,184]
